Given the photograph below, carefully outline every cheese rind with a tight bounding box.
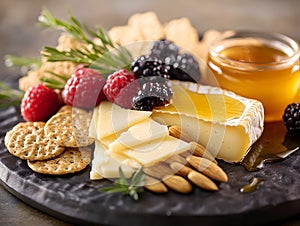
[152,81,264,163]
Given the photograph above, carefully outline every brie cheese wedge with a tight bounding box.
[152,81,264,163]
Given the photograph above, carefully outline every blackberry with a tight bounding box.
[149,39,179,63]
[170,53,201,83]
[132,82,173,111]
[131,55,172,80]
[283,103,300,132]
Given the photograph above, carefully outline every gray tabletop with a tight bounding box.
[0,185,72,226]
[1,0,300,225]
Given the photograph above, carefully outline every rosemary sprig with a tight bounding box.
[4,55,41,71]
[39,9,133,75]
[43,46,97,65]
[100,167,145,200]
[0,81,24,108]
[39,71,69,89]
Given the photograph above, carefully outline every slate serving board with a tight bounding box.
[1,104,300,226]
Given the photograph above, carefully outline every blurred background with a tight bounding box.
[1,0,300,80]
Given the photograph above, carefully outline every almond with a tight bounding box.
[170,162,192,177]
[144,176,168,193]
[162,175,192,194]
[168,126,191,142]
[187,155,228,182]
[171,162,219,191]
[190,142,217,164]
[187,171,218,191]
[169,126,217,164]
[143,162,175,179]
[164,153,188,165]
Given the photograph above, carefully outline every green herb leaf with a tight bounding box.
[39,9,133,76]
[99,167,145,201]
[39,77,65,89]
[131,167,146,187]
[45,71,69,82]
[4,55,41,70]
[0,81,24,108]
[39,71,69,89]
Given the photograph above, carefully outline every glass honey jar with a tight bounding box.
[207,31,300,122]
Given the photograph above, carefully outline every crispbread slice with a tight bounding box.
[6,122,65,161]
[44,107,94,147]
[27,147,91,175]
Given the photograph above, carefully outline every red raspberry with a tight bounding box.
[21,84,61,122]
[103,69,139,108]
[62,68,106,109]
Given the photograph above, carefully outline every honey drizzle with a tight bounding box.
[241,122,300,171]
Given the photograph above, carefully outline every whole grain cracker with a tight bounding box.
[6,122,65,161]
[57,105,72,113]
[44,108,94,147]
[4,122,38,146]
[27,147,91,175]
[4,130,14,147]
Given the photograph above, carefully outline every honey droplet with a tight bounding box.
[240,177,264,193]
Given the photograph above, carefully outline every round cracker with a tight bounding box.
[57,105,72,113]
[4,122,39,146]
[27,147,91,175]
[6,122,65,161]
[45,108,94,147]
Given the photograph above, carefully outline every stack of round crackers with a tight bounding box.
[5,105,93,175]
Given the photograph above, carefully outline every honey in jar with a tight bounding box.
[207,31,300,122]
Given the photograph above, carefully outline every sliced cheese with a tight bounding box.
[101,133,118,149]
[88,105,98,139]
[152,81,264,163]
[109,118,169,152]
[90,141,135,179]
[95,101,152,140]
[108,135,191,167]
